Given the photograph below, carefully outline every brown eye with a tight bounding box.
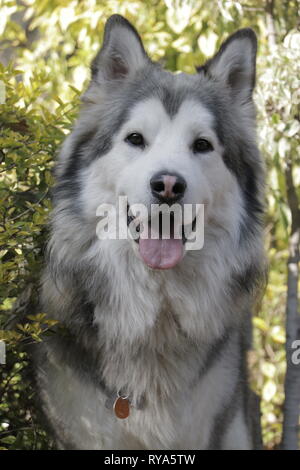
[193,138,214,153]
[125,133,145,148]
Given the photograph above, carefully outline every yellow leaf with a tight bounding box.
[263,380,277,402]
[253,317,268,332]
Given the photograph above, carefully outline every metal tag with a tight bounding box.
[113,396,130,419]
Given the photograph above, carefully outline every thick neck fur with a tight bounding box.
[42,189,264,408]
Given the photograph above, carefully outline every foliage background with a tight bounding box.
[0,0,299,450]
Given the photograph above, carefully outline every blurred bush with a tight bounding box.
[0,0,299,449]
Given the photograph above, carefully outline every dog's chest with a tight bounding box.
[48,339,234,450]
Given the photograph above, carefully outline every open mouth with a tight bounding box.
[127,204,196,270]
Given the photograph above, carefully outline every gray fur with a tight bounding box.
[34,15,265,449]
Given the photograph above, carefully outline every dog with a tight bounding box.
[34,14,265,449]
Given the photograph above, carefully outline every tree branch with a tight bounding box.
[265,0,277,48]
[282,160,300,449]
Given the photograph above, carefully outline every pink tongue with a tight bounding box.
[139,237,183,270]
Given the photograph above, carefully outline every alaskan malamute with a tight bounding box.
[34,15,265,449]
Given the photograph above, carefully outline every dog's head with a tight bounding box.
[55,15,263,270]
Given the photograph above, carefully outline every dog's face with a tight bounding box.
[97,94,233,269]
[57,15,262,270]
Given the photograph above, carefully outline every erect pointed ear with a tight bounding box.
[200,29,257,103]
[91,15,150,83]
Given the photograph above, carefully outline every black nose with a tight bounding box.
[150,172,187,203]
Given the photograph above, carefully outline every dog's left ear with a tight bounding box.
[199,29,257,102]
[91,15,150,83]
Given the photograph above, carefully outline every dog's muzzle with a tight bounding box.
[125,172,198,270]
[127,205,197,271]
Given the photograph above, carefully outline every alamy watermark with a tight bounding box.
[291,340,300,365]
[95,196,204,251]
[0,81,6,105]
[0,340,6,365]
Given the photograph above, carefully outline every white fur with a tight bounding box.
[36,20,264,450]
[38,97,261,449]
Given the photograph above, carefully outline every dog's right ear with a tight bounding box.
[91,15,150,83]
